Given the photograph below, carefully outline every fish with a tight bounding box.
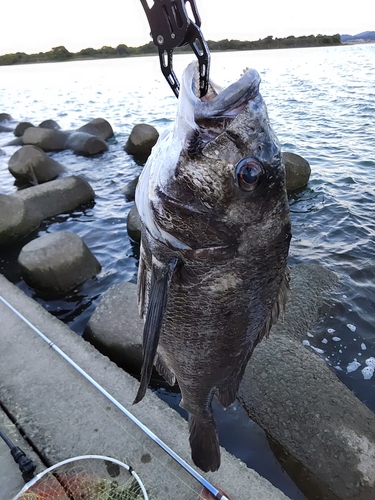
[133,61,291,472]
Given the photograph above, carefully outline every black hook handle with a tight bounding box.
[140,0,210,98]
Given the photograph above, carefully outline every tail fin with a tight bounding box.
[188,415,220,472]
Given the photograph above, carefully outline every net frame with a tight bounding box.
[13,454,149,500]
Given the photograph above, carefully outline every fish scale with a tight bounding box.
[134,61,291,472]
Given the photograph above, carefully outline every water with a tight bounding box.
[1,45,375,498]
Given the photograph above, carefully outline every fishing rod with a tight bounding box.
[0,294,229,500]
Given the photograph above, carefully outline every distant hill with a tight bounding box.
[341,31,375,42]
[0,34,342,66]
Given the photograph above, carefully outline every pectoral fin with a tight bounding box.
[133,258,178,404]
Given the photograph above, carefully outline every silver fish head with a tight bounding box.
[136,61,290,256]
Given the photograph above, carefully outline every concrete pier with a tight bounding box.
[0,274,288,500]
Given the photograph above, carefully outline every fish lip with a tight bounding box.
[193,66,261,120]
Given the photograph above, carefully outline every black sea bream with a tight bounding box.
[134,61,291,472]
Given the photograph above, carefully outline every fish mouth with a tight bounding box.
[189,63,261,121]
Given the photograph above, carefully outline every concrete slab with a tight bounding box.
[0,274,289,500]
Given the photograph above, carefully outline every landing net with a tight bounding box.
[14,455,148,500]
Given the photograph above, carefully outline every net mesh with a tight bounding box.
[15,456,147,500]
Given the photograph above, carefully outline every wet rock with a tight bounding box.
[0,194,41,246]
[0,113,13,122]
[14,122,35,137]
[22,127,68,151]
[77,118,114,141]
[39,119,61,130]
[122,176,139,202]
[84,282,143,373]
[0,176,95,246]
[127,204,141,242]
[18,231,101,295]
[124,123,159,157]
[238,263,375,500]
[8,145,66,185]
[283,152,311,192]
[15,175,95,220]
[11,119,112,155]
[65,131,108,156]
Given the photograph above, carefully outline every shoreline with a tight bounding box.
[0,33,344,66]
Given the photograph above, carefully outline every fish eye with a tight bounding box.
[235,158,263,191]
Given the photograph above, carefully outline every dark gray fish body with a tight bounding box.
[134,62,291,472]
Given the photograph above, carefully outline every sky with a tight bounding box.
[1,0,373,56]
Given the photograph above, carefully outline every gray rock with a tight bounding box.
[15,175,95,220]
[124,123,159,157]
[122,176,139,202]
[84,282,143,373]
[127,204,141,242]
[0,113,13,122]
[0,194,41,246]
[0,176,95,246]
[39,119,61,130]
[14,122,35,137]
[18,231,101,295]
[22,127,68,151]
[65,131,108,156]
[283,151,311,192]
[238,263,375,500]
[77,117,114,141]
[8,145,65,185]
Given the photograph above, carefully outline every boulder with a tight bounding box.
[8,145,65,185]
[18,231,101,295]
[84,282,143,373]
[0,113,13,122]
[124,123,159,157]
[0,114,14,132]
[0,194,41,246]
[122,176,139,202]
[22,127,68,151]
[15,175,95,220]
[39,119,61,130]
[77,118,114,141]
[0,176,95,246]
[14,122,35,137]
[127,204,141,242]
[65,131,108,156]
[238,264,375,500]
[283,152,311,192]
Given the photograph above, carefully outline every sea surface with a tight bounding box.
[1,44,374,499]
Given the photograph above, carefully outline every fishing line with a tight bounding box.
[0,294,228,500]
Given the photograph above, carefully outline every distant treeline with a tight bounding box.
[0,34,341,66]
